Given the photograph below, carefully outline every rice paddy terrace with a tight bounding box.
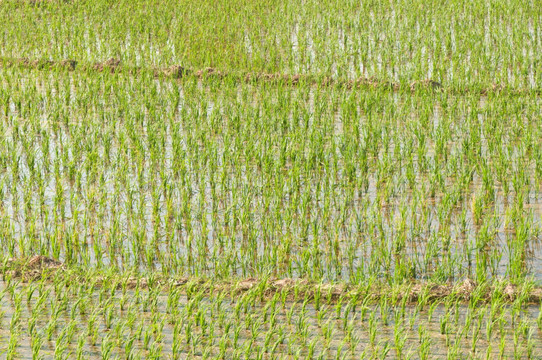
[0,0,541,358]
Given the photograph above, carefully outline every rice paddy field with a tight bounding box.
[0,0,541,358]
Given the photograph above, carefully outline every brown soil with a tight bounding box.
[480,83,506,95]
[26,0,71,4]
[161,65,188,78]
[59,59,77,71]
[457,277,477,295]
[4,255,64,281]
[93,57,121,72]
[18,58,54,69]
[14,58,76,71]
[237,277,258,290]
[0,56,536,95]
[410,79,443,91]
[4,256,540,304]
[195,67,225,78]
[25,255,63,269]
[503,283,518,300]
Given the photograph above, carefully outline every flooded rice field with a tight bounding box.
[0,276,541,359]
[2,0,541,88]
[1,70,542,284]
[1,0,541,358]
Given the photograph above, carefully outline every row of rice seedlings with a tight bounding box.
[0,271,540,359]
[0,0,540,89]
[0,67,541,284]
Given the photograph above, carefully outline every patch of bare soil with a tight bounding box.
[503,283,518,300]
[4,255,64,281]
[237,278,258,291]
[480,83,506,95]
[59,59,77,71]
[458,278,477,296]
[18,58,54,69]
[2,260,542,304]
[409,282,454,301]
[244,73,302,84]
[195,67,225,78]
[93,57,121,72]
[2,56,537,95]
[409,79,443,91]
[25,0,71,4]
[161,65,188,78]
[271,278,298,289]
[26,255,63,270]
[15,58,76,71]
